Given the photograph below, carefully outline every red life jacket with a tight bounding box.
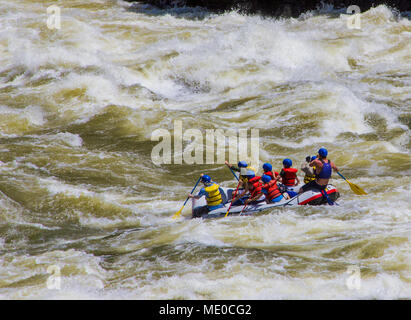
[248,176,262,197]
[264,171,279,179]
[263,180,282,202]
[281,168,298,186]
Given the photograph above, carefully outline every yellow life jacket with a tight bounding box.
[204,183,223,207]
[304,166,316,184]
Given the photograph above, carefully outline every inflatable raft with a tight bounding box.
[192,185,340,219]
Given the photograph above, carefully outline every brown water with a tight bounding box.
[0,0,410,299]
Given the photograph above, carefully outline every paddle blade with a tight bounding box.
[347,180,367,195]
[172,206,184,219]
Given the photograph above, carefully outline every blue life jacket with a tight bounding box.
[317,159,332,179]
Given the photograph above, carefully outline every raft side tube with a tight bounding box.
[191,185,340,219]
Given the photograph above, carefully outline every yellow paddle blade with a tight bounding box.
[172,206,184,219]
[346,179,367,195]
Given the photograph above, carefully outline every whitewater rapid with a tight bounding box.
[0,0,410,299]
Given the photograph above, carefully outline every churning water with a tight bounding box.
[0,0,410,299]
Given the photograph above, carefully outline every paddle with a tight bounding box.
[228,166,239,181]
[224,180,242,218]
[337,172,367,195]
[239,202,248,215]
[172,176,202,219]
[320,189,335,205]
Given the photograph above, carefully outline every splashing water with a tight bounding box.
[0,0,410,299]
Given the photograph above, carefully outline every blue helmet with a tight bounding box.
[245,170,255,178]
[283,158,292,168]
[261,174,272,183]
[318,148,328,158]
[238,161,248,168]
[263,163,272,172]
[201,175,211,184]
[310,156,317,162]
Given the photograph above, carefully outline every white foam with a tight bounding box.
[0,105,46,127]
[0,0,410,300]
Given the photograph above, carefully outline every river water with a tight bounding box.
[0,0,410,299]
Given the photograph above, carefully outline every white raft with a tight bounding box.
[192,184,340,219]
